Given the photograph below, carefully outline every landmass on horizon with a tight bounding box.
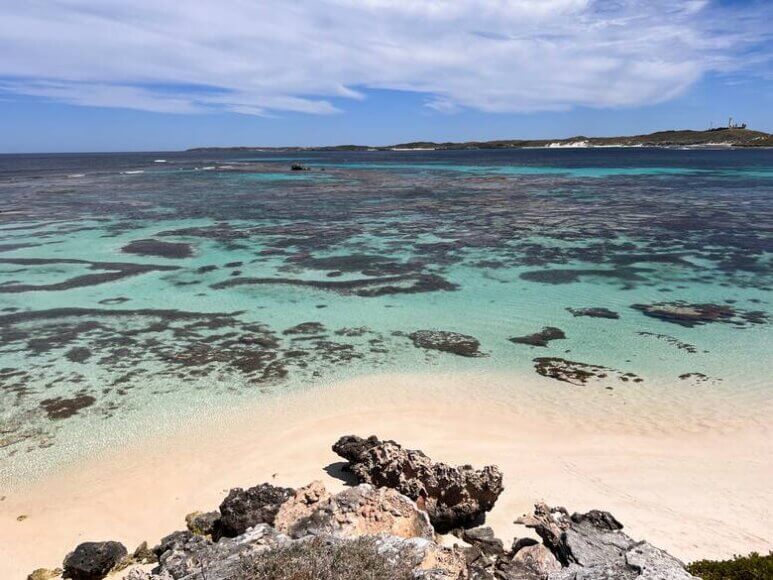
[188,126,773,152]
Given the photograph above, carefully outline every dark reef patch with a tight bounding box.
[0,258,179,293]
[211,273,457,297]
[39,394,96,419]
[533,357,642,385]
[632,302,767,327]
[65,347,92,363]
[408,330,482,357]
[520,267,649,285]
[637,332,698,354]
[122,239,194,259]
[510,327,566,347]
[567,307,620,319]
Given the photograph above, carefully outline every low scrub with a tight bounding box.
[237,535,415,580]
[687,552,773,580]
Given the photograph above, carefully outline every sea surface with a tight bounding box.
[0,148,771,484]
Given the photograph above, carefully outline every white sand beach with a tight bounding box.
[1,371,771,578]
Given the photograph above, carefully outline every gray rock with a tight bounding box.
[62,541,127,580]
[333,435,504,532]
[408,330,483,357]
[463,526,505,556]
[184,510,221,537]
[218,482,294,536]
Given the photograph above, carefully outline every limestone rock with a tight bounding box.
[62,541,127,580]
[184,510,221,538]
[27,569,61,580]
[512,544,561,577]
[218,482,294,536]
[274,481,435,540]
[333,435,504,531]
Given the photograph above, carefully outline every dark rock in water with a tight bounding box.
[409,330,483,357]
[567,307,620,320]
[631,301,767,328]
[218,483,295,537]
[185,510,222,537]
[62,541,127,580]
[65,346,92,363]
[510,327,566,347]
[462,526,505,556]
[532,357,642,386]
[39,394,96,420]
[516,503,697,579]
[121,239,193,259]
[283,321,326,335]
[290,163,307,171]
[332,435,503,532]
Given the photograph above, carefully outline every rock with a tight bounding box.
[290,163,307,171]
[184,510,221,537]
[510,327,566,347]
[462,526,504,556]
[218,482,294,536]
[274,481,435,540]
[27,569,61,580]
[409,330,483,357]
[515,503,698,579]
[566,308,620,319]
[131,541,156,564]
[512,544,561,577]
[153,531,194,558]
[631,301,766,328]
[62,541,128,580]
[511,537,539,555]
[332,435,504,532]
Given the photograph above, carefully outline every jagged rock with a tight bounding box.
[218,482,294,536]
[510,327,566,347]
[153,531,195,558]
[515,503,698,579]
[27,569,61,580]
[409,330,483,357]
[62,541,128,580]
[131,541,157,564]
[376,535,467,579]
[184,510,221,537]
[274,481,435,540]
[158,524,288,579]
[462,526,504,556]
[333,435,504,532]
[512,544,561,577]
[511,537,539,555]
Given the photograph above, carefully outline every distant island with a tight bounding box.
[188,126,772,152]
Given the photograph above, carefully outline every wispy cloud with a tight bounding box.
[0,0,769,115]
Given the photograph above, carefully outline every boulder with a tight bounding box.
[512,544,561,577]
[274,481,435,540]
[27,569,61,580]
[62,541,128,580]
[184,510,221,537]
[515,503,698,579]
[462,526,504,556]
[333,435,504,532]
[218,482,294,536]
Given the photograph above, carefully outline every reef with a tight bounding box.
[510,327,566,347]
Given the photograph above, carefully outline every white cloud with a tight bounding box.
[0,0,768,115]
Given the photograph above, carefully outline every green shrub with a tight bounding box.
[236,535,415,580]
[687,552,773,580]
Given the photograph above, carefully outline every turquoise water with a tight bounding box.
[0,148,771,482]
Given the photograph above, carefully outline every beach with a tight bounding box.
[2,370,771,578]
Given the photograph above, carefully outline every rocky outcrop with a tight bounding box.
[516,503,698,579]
[44,439,701,580]
[218,482,294,536]
[62,541,127,580]
[510,327,566,347]
[273,481,435,540]
[332,435,504,531]
[408,330,483,357]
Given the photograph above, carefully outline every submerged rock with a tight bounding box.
[332,435,503,531]
[631,301,767,328]
[62,541,127,580]
[408,330,483,357]
[510,327,566,347]
[218,483,294,537]
[566,307,620,320]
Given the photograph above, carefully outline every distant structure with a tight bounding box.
[708,116,747,131]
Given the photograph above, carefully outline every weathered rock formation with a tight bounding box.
[333,435,504,531]
[218,482,294,536]
[62,541,127,580]
[408,330,483,357]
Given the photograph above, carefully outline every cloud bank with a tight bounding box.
[0,0,769,116]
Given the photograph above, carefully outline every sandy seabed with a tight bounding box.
[1,370,771,578]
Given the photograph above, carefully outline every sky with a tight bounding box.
[0,0,771,153]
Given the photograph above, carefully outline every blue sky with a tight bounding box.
[0,0,770,153]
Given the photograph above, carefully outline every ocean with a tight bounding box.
[0,148,771,485]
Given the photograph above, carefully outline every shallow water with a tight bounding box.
[0,148,771,484]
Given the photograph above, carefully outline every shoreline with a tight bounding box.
[1,371,771,578]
